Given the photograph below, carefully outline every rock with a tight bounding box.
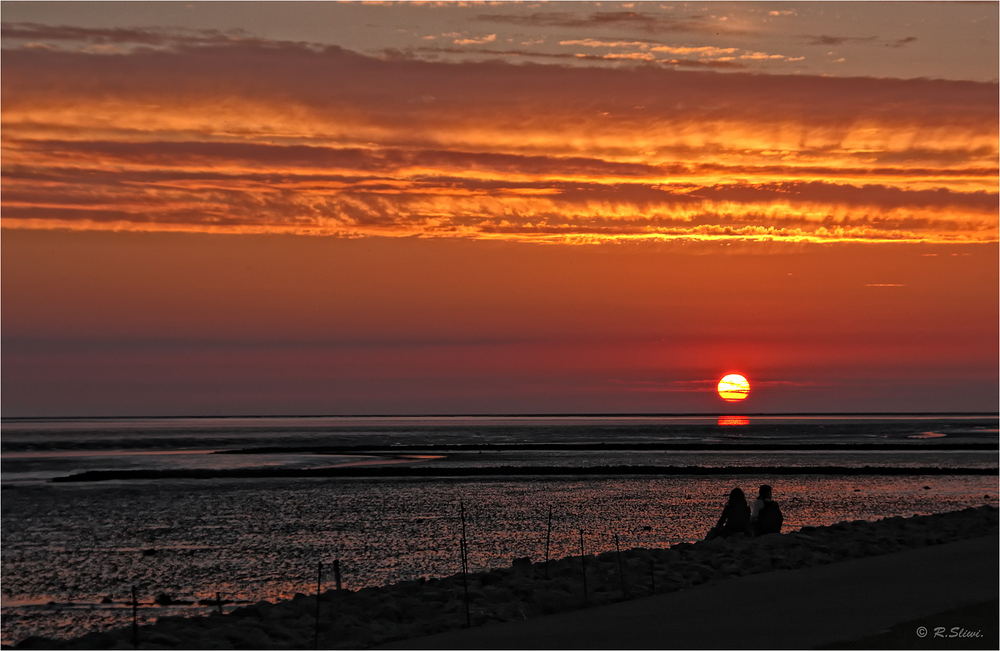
[155,593,174,606]
[146,633,182,647]
[480,568,509,585]
[264,601,298,621]
[688,563,715,579]
[481,585,512,604]
[719,563,742,576]
[534,588,579,615]
[64,631,123,649]
[511,557,532,573]
[403,599,441,621]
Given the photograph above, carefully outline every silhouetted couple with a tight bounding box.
[706,484,783,540]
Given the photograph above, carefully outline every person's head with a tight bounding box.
[759,484,773,499]
[728,487,746,505]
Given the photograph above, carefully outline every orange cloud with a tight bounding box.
[2,38,996,243]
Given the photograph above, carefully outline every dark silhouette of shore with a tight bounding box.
[52,464,997,483]
[213,441,998,454]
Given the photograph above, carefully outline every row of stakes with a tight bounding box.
[126,503,649,649]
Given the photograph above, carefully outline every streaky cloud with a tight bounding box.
[475,10,751,36]
[2,40,996,243]
[804,35,878,46]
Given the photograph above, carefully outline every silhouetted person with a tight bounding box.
[707,487,751,539]
[750,484,784,536]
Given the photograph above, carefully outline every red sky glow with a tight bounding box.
[2,2,997,416]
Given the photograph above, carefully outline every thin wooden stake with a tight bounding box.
[314,561,322,650]
[460,502,471,628]
[579,529,587,604]
[333,559,342,591]
[460,538,471,628]
[131,585,138,649]
[614,534,628,599]
[216,591,223,615]
[460,501,469,564]
[544,505,553,579]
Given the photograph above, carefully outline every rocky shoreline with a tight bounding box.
[10,505,998,650]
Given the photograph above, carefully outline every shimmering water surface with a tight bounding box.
[2,415,997,644]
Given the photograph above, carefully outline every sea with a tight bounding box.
[1,414,997,644]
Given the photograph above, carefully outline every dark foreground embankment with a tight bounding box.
[386,535,999,650]
[9,506,998,650]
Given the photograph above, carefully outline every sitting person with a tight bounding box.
[750,484,784,536]
[706,487,751,539]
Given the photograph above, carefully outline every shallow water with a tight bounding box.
[3,414,996,484]
[2,414,997,644]
[2,473,996,644]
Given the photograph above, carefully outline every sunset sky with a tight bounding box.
[2,1,997,416]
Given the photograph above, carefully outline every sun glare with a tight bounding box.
[717,374,750,402]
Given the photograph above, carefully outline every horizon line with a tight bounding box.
[3,411,998,422]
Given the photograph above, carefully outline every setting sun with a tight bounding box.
[717,374,751,402]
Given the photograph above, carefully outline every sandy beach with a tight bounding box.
[8,505,997,650]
